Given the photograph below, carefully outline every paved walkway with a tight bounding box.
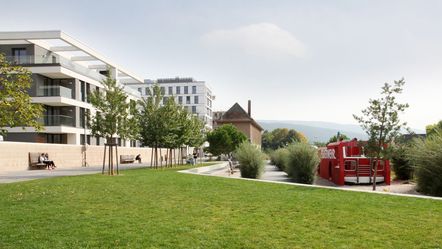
[0,163,150,184]
[183,161,436,199]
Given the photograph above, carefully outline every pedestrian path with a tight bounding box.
[0,163,149,183]
[180,161,441,201]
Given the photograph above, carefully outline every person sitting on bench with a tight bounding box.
[135,154,142,164]
[39,153,56,170]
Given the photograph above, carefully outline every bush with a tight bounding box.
[270,148,290,171]
[285,143,320,184]
[235,142,266,179]
[407,131,442,197]
[391,144,414,180]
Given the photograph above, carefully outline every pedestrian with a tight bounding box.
[193,150,198,165]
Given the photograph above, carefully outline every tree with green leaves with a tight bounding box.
[138,84,164,168]
[88,71,139,175]
[206,124,247,156]
[327,133,349,144]
[426,120,442,138]
[0,53,43,135]
[139,84,206,167]
[353,78,409,190]
[261,128,308,150]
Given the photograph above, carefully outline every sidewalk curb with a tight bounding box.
[179,164,442,201]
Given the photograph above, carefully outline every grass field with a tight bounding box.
[0,165,441,248]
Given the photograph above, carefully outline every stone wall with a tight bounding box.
[0,141,182,172]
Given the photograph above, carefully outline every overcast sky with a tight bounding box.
[1,0,441,130]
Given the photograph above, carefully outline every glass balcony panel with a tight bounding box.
[39,115,75,127]
[36,85,73,99]
[4,55,105,82]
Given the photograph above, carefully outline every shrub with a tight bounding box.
[285,143,320,184]
[407,131,442,197]
[391,144,414,180]
[235,142,266,179]
[270,148,290,171]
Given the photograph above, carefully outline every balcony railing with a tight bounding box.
[36,85,73,99]
[5,55,54,65]
[39,115,75,127]
[5,55,105,82]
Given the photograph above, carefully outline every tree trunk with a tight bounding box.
[372,154,379,191]
[155,147,158,169]
[169,149,173,167]
[174,149,177,166]
[159,148,163,168]
[150,147,154,168]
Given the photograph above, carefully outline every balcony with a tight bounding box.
[40,115,75,127]
[37,85,73,99]
[5,55,105,82]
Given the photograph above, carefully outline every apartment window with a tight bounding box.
[145,87,150,96]
[11,48,27,64]
[168,86,173,95]
[184,86,188,94]
[96,136,100,146]
[186,96,191,104]
[192,86,197,94]
[47,134,67,144]
[160,87,165,95]
[178,96,183,104]
[138,87,142,94]
[194,96,199,104]
[80,108,85,128]
[176,86,181,94]
[192,106,197,114]
[86,83,91,103]
[80,81,86,102]
[163,97,168,105]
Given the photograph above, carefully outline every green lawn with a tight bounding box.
[0,166,441,249]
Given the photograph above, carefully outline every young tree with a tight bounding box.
[426,120,442,138]
[261,128,308,150]
[138,84,167,168]
[327,133,349,144]
[353,78,409,190]
[88,71,139,175]
[0,54,43,135]
[206,124,247,156]
[138,85,207,167]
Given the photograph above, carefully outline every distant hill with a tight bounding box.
[257,120,366,142]
[257,120,425,143]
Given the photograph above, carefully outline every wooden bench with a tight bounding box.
[120,155,135,164]
[28,152,48,169]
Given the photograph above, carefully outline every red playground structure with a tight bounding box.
[318,139,390,185]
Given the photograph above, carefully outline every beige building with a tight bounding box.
[213,101,263,146]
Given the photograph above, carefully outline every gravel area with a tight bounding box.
[208,161,422,196]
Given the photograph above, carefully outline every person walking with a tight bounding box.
[192,150,198,165]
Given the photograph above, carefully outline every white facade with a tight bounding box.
[0,30,142,146]
[126,77,215,129]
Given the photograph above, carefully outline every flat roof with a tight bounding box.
[0,30,143,83]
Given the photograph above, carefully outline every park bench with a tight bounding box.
[28,152,48,169]
[120,155,135,164]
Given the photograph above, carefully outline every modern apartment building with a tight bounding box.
[125,77,215,129]
[0,30,143,146]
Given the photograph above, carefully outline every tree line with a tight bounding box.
[87,72,205,171]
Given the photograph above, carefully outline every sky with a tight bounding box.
[1,0,442,130]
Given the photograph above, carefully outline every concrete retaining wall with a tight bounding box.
[0,141,182,172]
